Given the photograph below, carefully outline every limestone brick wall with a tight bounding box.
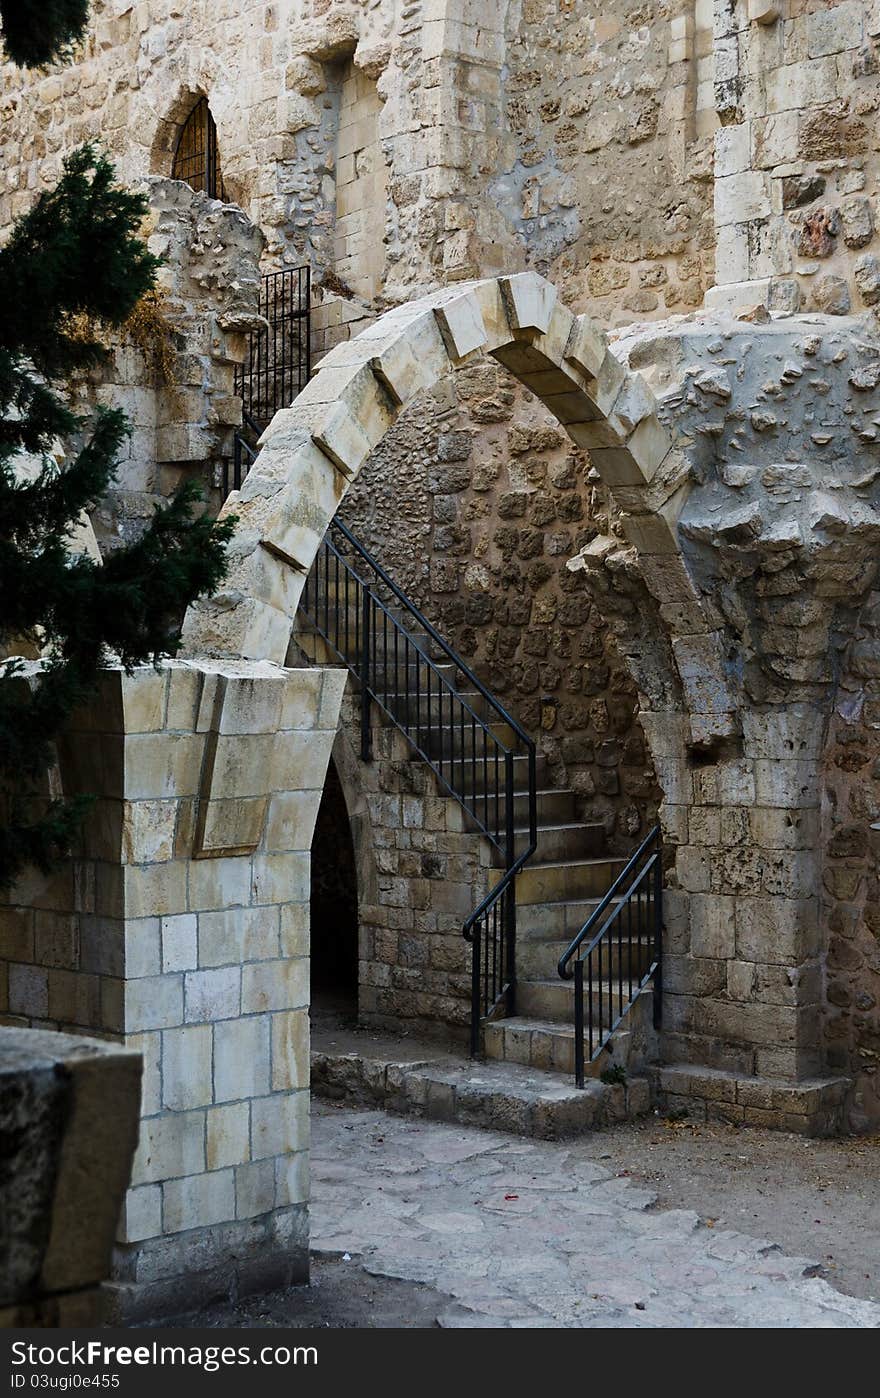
[309,685,489,1041]
[0,659,345,1318]
[711,0,880,319]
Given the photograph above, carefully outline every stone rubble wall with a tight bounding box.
[66,178,264,552]
[340,365,661,849]
[497,0,717,324]
[820,588,880,1129]
[0,659,345,1319]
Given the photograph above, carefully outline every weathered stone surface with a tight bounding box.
[0,1029,141,1316]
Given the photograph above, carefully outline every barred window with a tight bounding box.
[171,97,226,201]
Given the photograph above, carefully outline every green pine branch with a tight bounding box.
[0,145,237,890]
[1,0,91,69]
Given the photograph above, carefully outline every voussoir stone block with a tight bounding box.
[499,270,558,335]
[433,287,490,361]
[369,311,453,405]
[564,314,608,380]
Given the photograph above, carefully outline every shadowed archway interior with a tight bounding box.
[310,756,359,1016]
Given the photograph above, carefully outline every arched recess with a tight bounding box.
[170,97,227,201]
[306,712,383,1020]
[149,79,245,208]
[182,272,732,752]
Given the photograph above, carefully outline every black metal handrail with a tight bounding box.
[557,824,662,1087]
[300,518,537,1054]
[224,407,261,498]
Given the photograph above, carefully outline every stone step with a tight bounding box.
[417,719,521,759]
[505,857,626,904]
[295,628,462,687]
[302,628,456,677]
[483,1014,638,1077]
[489,821,606,868]
[311,1044,652,1140]
[391,688,496,726]
[515,896,618,939]
[464,787,577,832]
[440,752,549,796]
[516,976,652,1023]
[518,935,655,982]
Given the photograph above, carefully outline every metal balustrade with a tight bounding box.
[557,824,663,1087]
[299,518,538,1054]
[226,267,311,497]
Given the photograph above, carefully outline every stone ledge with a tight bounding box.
[104,1204,308,1323]
[311,1048,654,1139]
[650,1063,850,1135]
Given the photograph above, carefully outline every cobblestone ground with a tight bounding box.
[311,1102,880,1329]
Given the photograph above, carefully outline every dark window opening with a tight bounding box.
[172,97,226,201]
[310,759,358,1019]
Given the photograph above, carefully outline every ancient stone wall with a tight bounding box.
[341,366,661,848]
[496,0,717,325]
[711,0,880,320]
[820,588,880,1129]
[66,178,263,551]
[301,679,488,1041]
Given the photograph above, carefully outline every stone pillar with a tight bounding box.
[569,311,880,1132]
[0,659,345,1320]
[647,704,844,1126]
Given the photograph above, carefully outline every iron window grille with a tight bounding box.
[172,97,227,202]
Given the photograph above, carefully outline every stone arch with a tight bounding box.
[182,272,730,750]
[173,277,880,1121]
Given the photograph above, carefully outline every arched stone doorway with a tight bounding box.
[183,273,880,1128]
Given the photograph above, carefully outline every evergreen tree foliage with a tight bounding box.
[0,146,235,889]
[1,0,90,68]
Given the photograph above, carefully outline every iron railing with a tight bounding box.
[235,267,311,425]
[227,267,311,495]
[223,407,260,498]
[557,824,662,1088]
[299,518,537,1054]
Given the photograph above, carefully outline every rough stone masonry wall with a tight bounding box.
[495,0,717,325]
[341,364,661,850]
[578,304,880,1127]
[820,588,880,1130]
[0,660,345,1319]
[66,178,263,552]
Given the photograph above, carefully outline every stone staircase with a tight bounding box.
[297,585,658,1100]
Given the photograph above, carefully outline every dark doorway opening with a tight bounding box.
[310,757,358,1019]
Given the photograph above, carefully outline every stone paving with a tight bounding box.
[310,1102,880,1328]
